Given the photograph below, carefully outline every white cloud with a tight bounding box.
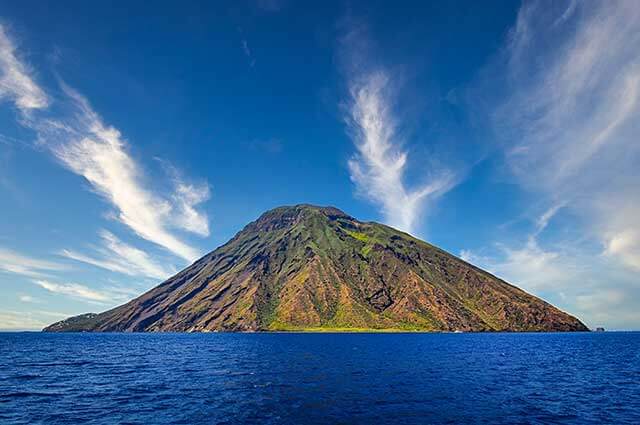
[171,182,210,236]
[604,228,640,271]
[494,0,640,271]
[32,278,138,305]
[0,247,66,278]
[460,198,640,330]
[0,25,48,112]
[596,200,640,271]
[61,230,176,280]
[0,25,210,263]
[572,287,640,330]
[465,239,568,293]
[460,206,574,295]
[0,21,208,334]
[345,70,456,234]
[466,1,640,328]
[0,310,49,330]
[19,294,37,303]
[576,289,624,314]
[33,279,111,303]
[42,84,208,262]
[160,161,210,237]
[534,203,564,235]
[0,309,75,330]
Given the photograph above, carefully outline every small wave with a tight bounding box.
[0,391,60,399]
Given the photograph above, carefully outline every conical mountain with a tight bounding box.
[45,205,588,332]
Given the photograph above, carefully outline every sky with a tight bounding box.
[0,0,638,330]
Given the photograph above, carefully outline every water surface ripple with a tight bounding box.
[1,332,639,424]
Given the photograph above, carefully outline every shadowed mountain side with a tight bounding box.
[44,205,588,332]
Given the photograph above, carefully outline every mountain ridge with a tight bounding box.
[44,204,588,332]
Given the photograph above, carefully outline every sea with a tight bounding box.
[1,332,639,424]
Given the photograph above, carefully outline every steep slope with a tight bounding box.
[44,205,588,332]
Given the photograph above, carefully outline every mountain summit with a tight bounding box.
[45,205,587,332]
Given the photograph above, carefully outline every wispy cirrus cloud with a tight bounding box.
[346,72,455,233]
[61,230,176,280]
[461,226,640,331]
[494,0,640,271]
[460,205,571,293]
[42,84,209,262]
[0,23,210,264]
[0,247,66,278]
[161,161,211,237]
[340,25,456,235]
[466,0,640,329]
[33,279,111,303]
[173,182,210,236]
[33,278,138,305]
[0,247,127,306]
[0,25,48,112]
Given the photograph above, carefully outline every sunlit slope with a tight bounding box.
[45,205,588,332]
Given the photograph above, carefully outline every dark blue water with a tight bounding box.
[1,332,639,424]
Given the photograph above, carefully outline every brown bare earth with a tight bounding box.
[44,205,588,332]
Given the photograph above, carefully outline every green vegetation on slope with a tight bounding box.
[44,204,589,333]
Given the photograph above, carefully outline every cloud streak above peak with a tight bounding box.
[345,70,456,234]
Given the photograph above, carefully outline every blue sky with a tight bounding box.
[1,0,638,330]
